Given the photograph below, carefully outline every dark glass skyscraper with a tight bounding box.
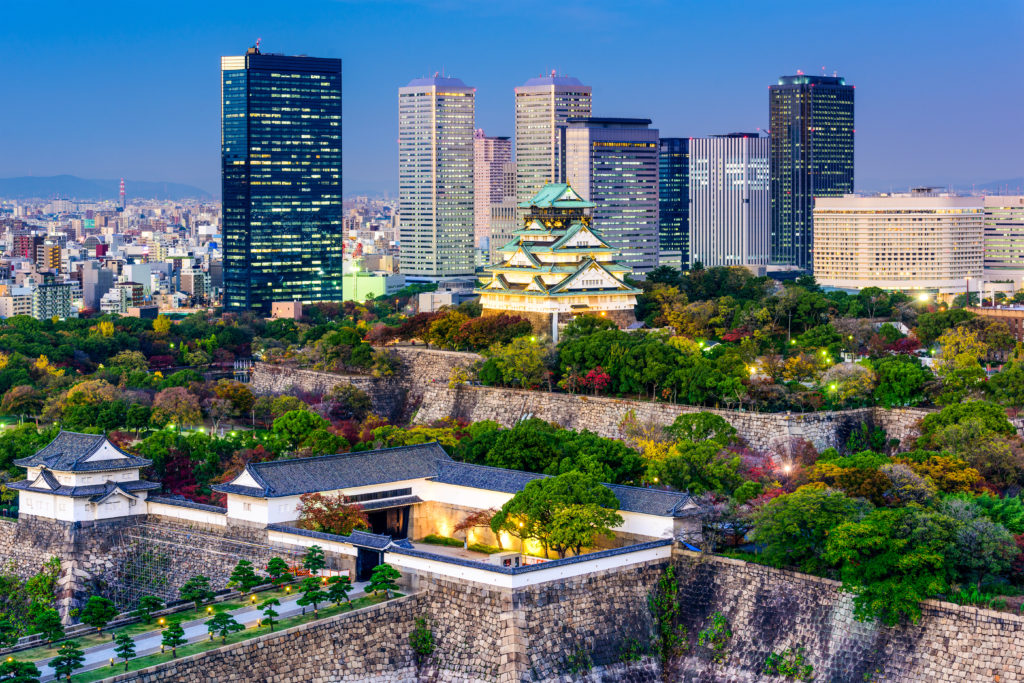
[769,74,854,270]
[658,138,689,268]
[221,48,343,312]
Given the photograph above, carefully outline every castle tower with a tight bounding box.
[476,183,638,341]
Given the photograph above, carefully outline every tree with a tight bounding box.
[663,412,737,447]
[752,484,871,575]
[480,337,549,389]
[179,575,214,610]
[295,492,370,536]
[490,471,622,558]
[919,401,1016,443]
[272,410,330,450]
[934,326,988,404]
[152,315,172,335]
[79,596,117,632]
[990,360,1024,408]
[297,577,328,614]
[132,595,164,624]
[871,355,931,408]
[33,608,64,645]
[0,659,41,683]
[259,598,281,632]
[824,506,956,626]
[161,622,187,658]
[228,560,263,594]
[652,440,743,497]
[265,557,291,586]
[0,619,19,649]
[327,576,354,607]
[49,640,85,679]
[151,387,201,428]
[409,616,435,671]
[302,545,326,576]
[113,632,136,671]
[364,563,402,598]
[206,612,244,643]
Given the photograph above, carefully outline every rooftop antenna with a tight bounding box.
[255,37,262,52]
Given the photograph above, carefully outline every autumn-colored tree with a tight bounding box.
[453,508,499,548]
[152,314,172,335]
[213,380,255,417]
[296,492,370,536]
[782,353,822,382]
[151,387,201,427]
[934,326,988,404]
[1,386,43,418]
[108,350,149,372]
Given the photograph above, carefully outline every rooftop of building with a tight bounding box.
[212,442,452,498]
[517,183,596,209]
[404,75,472,89]
[566,117,652,127]
[14,431,152,472]
[518,73,588,88]
[774,74,849,87]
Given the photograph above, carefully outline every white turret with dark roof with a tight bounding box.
[11,431,159,522]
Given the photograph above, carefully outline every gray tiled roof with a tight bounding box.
[359,495,422,512]
[212,442,451,498]
[8,478,160,498]
[13,431,151,472]
[147,495,227,514]
[432,461,700,518]
[266,524,393,550]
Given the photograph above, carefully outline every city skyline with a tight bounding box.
[2,0,1021,197]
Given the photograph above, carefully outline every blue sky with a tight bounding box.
[1,0,1021,196]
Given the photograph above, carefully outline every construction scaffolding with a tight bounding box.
[105,522,306,610]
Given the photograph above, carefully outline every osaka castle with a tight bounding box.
[476,183,639,340]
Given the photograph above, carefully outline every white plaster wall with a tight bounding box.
[226,494,270,525]
[266,529,358,558]
[147,502,227,527]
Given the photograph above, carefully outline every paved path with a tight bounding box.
[35,582,368,682]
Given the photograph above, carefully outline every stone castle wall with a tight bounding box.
[414,383,932,453]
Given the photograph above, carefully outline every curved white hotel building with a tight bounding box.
[813,191,984,295]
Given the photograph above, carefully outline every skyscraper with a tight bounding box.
[473,130,512,249]
[658,138,690,269]
[514,74,591,206]
[220,47,344,312]
[565,118,660,274]
[983,196,1024,288]
[398,76,475,278]
[769,73,854,270]
[689,134,770,268]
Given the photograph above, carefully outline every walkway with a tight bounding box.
[34,581,368,682]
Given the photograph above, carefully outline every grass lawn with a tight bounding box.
[20,586,295,663]
[65,593,393,682]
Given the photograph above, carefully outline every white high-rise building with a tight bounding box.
[473,130,512,250]
[983,196,1024,289]
[514,73,591,207]
[398,76,475,278]
[689,134,770,268]
[813,191,984,294]
[565,118,660,274]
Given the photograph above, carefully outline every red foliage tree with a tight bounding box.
[296,492,370,536]
[583,366,611,395]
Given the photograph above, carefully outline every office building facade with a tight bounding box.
[398,76,475,278]
[659,138,690,268]
[514,74,591,206]
[473,130,512,250]
[983,196,1024,288]
[769,74,854,270]
[221,48,344,312]
[565,118,660,274]
[689,135,770,268]
[813,192,984,294]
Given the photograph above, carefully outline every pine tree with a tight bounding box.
[49,641,85,680]
[161,622,187,658]
[259,598,281,632]
[113,633,137,672]
[365,563,402,598]
[206,613,244,643]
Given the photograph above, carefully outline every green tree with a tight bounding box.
[752,484,871,575]
[297,577,328,614]
[0,659,41,683]
[113,632,136,671]
[989,360,1024,408]
[934,326,988,404]
[919,401,1016,443]
[79,596,117,632]
[178,575,214,610]
[49,640,85,679]
[490,471,622,558]
[480,337,549,389]
[206,612,244,642]
[228,560,262,594]
[327,576,354,606]
[663,412,737,447]
[132,596,164,624]
[259,597,280,632]
[33,608,64,645]
[302,545,326,576]
[364,563,402,598]
[161,621,187,658]
[824,506,956,625]
[871,354,931,408]
[0,618,20,648]
[272,410,330,450]
[265,557,291,586]
[409,616,435,670]
[652,440,743,496]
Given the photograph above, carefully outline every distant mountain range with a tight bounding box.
[0,175,214,201]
